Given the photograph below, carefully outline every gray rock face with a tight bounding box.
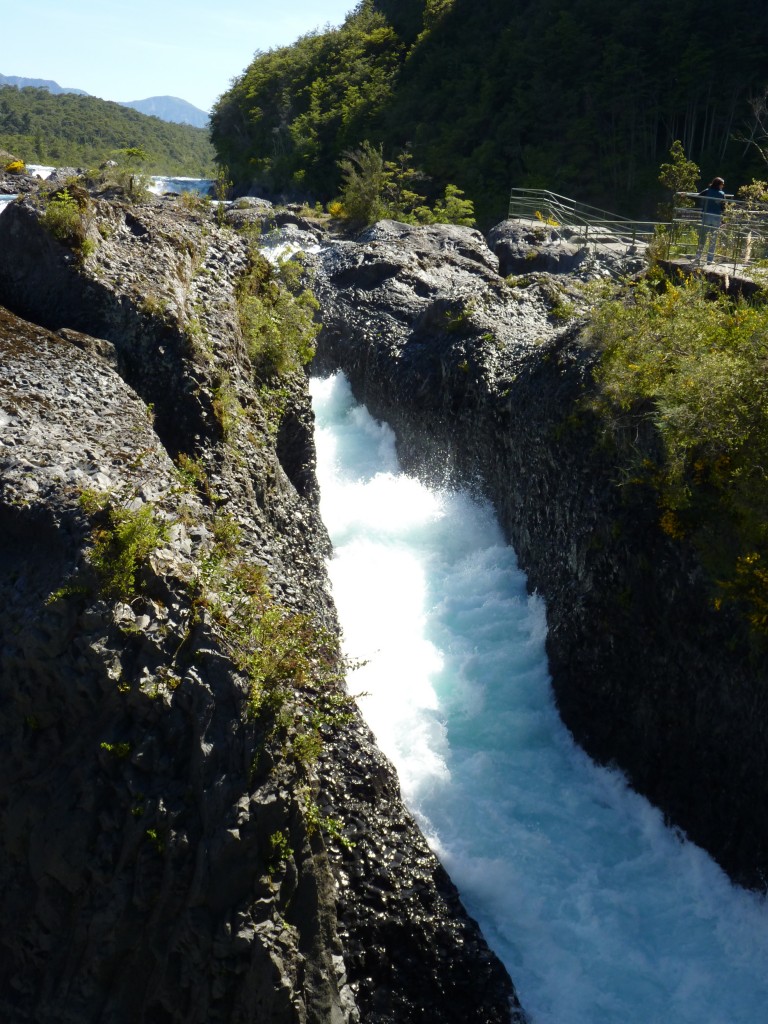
[0,194,522,1021]
[0,170,39,196]
[311,218,768,890]
[488,218,646,279]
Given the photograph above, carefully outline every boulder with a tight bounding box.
[488,217,646,279]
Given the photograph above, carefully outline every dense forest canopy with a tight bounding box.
[0,86,215,175]
[211,0,768,225]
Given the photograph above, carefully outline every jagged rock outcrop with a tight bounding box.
[310,218,768,890]
[0,168,41,197]
[0,190,522,1022]
[487,219,647,279]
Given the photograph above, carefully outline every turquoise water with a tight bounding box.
[310,371,768,1024]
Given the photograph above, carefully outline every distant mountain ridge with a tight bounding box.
[0,74,208,127]
[120,96,209,128]
[0,73,87,96]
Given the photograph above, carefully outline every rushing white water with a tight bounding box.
[310,371,768,1024]
[149,175,214,196]
[0,194,16,215]
[260,233,323,265]
[26,164,55,179]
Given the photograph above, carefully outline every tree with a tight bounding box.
[736,88,768,171]
[337,141,476,227]
[431,184,476,226]
[107,147,151,196]
[658,139,700,218]
[338,140,388,223]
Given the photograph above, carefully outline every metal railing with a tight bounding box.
[668,192,768,272]
[507,188,662,250]
[507,187,768,276]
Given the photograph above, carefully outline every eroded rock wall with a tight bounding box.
[0,192,521,1022]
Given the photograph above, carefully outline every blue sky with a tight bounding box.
[1,0,356,113]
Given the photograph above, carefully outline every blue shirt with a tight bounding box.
[699,187,726,218]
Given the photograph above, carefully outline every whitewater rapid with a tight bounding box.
[310,371,768,1024]
[148,175,214,196]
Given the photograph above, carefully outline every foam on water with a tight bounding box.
[310,371,768,1024]
[26,164,55,179]
[149,175,215,196]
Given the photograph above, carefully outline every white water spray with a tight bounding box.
[148,175,214,196]
[310,371,768,1024]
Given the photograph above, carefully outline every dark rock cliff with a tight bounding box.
[0,192,521,1023]
[310,218,768,890]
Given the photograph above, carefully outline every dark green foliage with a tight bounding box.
[0,85,214,174]
[211,2,403,197]
[337,141,476,225]
[588,277,768,634]
[211,0,768,226]
[79,489,168,600]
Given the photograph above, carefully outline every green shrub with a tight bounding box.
[40,187,87,247]
[268,830,293,873]
[237,252,319,381]
[4,159,25,174]
[588,276,768,633]
[98,147,151,198]
[180,189,209,212]
[338,141,388,225]
[211,375,243,437]
[80,490,167,600]
[336,142,475,227]
[430,184,476,227]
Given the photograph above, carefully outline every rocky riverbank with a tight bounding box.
[310,217,768,890]
[0,186,521,1023]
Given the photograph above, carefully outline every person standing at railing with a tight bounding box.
[695,176,726,264]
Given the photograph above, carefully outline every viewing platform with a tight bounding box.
[507,187,768,288]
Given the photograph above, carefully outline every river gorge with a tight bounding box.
[0,170,766,1022]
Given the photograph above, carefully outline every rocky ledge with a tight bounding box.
[0,188,522,1022]
[310,217,768,890]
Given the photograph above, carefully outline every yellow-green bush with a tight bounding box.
[4,159,25,174]
[237,251,319,381]
[40,187,89,248]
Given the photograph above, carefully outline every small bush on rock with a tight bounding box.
[80,489,168,600]
[236,251,319,381]
[40,186,93,254]
[336,141,476,227]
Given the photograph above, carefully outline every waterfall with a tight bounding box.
[310,370,768,1024]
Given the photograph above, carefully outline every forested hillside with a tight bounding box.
[0,86,214,175]
[211,0,768,224]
